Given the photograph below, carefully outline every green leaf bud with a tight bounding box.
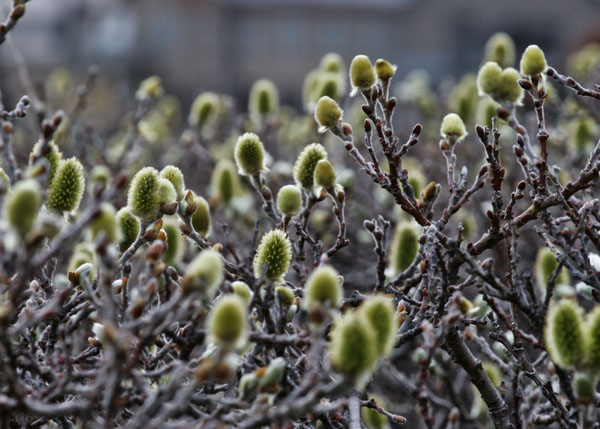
[159,165,185,201]
[89,202,117,242]
[293,143,328,190]
[47,157,85,212]
[239,372,259,400]
[253,229,292,281]
[231,281,253,306]
[349,55,376,95]
[191,194,211,237]
[162,219,184,265]
[544,299,585,369]
[157,178,177,206]
[277,184,302,217]
[183,249,224,297]
[127,167,160,221]
[520,45,547,76]
[89,165,111,192]
[361,395,390,429]
[498,67,524,104]
[440,113,467,141]
[585,306,600,370]
[477,62,503,97]
[374,59,397,81]
[389,222,420,274]
[234,132,265,176]
[188,92,219,128]
[249,79,279,118]
[329,312,377,384]
[207,295,248,348]
[0,167,9,192]
[360,295,397,357]
[29,140,63,186]
[3,179,41,235]
[320,53,345,74]
[314,96,343,132]
[314,159,337,189]
[484,32,516,68]
[136,75,164,100]
[535,248,570,292]
[116,207,140,251]
[211,159,238,205]
[275,285,295,308]
[303,265,342,311]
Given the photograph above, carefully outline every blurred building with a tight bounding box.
[1,0,600,108]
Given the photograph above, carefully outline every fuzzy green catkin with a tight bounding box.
[253,229,292,281]
[277,185,302,217]
[484,32,516,68]
[127,167,160,221]
[520,45,547,76]
[293,143,328,189]
[535,247,570,290]
[191,195,211,237]
[320,52,345,74]
[585,306,600,370]
[360,295,397,357]
[314,96,342,132]
[68,243,96,279]
[477,62,503,97]
[116,207,140,250]
[275,285,295,308]
[29,140,62,186]
[329,312,377,383]
[440,113,467,141]
[374,59,396,81]
[89,165,111,192]
[349,55,376,94]
[207,295,248,348]
[136,75,164,100]
[183,249,224,297]
[159,166,185,201]
[47,157,85,212]
[89,202,117,242]
[315,72,343,102]
[188,92,219,128]
[0,167,9,192]
[157,178,177,205]
[211,159,238,205]
[498,67,523,104]
[544,299,586,369]
[303,265,342,310]
[162,219,184,265]
[248,79,279,118]
[234,132,265,176]
[4,179,42,235]
[231,281,253,305]
[314,159,337,189]
[390,222,420,273]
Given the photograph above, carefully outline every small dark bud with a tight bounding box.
[546,67,556,77]
[160,202,178,215]
[514,146,523,157]
[475,125,486,140]
[10,4,25,20]
[364,220,375,231]
[364,119,372,133]
[412,123,422,136]
[439,140,449,151]
[518,181,526,190]
[362,105,373,116]
[114,172,128,189]
[517,79,533,90]
[567,77,576,86]
[342,122,353,136]
[386,97,397,110]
